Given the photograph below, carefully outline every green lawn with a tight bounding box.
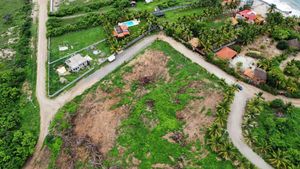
[131,0,194,12]
[47,40,234,168]
[50,27,107,61]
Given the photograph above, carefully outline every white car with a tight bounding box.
[108,55,116,62]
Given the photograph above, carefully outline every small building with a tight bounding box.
[244,67,267,84]
[113,25,130,38]
[188,38,200,50]
[216,47,238,60]
[65,54,92,72]
[288,39,300,50]
[231,17,239,26]
[130,1,136,7]
[236,10,256,23]
[254,14,265,25]
[56,66,68,76]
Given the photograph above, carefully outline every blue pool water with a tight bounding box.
[123,21,135,27]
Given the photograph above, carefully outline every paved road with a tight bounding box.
[26,1,300,168]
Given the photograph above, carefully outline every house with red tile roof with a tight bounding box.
[216,47,237,60]
[236,9,257,23]
[113,25,130,38]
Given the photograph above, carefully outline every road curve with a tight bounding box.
[26,1,300,168]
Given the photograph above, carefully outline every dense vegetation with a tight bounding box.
[243,96,300,169]
[0,0,39,168]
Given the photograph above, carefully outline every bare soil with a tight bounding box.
[240,36,282,58]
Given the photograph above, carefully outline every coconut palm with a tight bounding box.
[268,4,277,13]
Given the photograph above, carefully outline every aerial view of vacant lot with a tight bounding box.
[45,40,235,168]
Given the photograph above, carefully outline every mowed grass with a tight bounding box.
[102,41,234,168]
[50,27,107,61]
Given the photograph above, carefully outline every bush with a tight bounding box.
[230,44,242,53]
[246,52,264,59]
[276,40,289,50]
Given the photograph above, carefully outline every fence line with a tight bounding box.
[49,39,106,65]
[49,67,95,98]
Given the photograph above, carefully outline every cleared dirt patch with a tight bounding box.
[123,50,170,90]
[74,88,128,155]
[240,36,282,58]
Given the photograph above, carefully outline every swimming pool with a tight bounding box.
[123,21,135,27]
[119,20,140,27]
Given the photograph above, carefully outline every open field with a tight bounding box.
[46,40,234,168]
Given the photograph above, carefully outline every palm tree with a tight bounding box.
[268,4,277,13]
[268,150,290,168]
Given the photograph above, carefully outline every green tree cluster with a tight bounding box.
[243,97,300,169]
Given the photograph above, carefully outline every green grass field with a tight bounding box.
[50,27,107,61]
[47,40,234,168]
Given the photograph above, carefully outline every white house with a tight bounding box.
[65,54,92,72]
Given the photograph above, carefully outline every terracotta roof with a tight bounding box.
[238,10,256,21]
[244,68,254,79]
[216,47,237,60]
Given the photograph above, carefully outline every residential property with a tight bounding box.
[65,54,92,72]
[244,67,267,84]
[113,25,130,38]
[216,47,238,60]
[236,9,257,23]
[288,39,300,50]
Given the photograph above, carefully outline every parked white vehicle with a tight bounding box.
[108,54,116,62]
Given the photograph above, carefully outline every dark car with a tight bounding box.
[236,84,243,91]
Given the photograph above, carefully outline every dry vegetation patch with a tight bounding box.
[240,36,282,58]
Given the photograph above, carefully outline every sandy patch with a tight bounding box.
[240,36,282,58]
[123,50,170,91]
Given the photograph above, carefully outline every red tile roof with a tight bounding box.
[216,47,237,60]
[238,10,256,21]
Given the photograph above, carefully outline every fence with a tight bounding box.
[49,67,95,98]
[49,39,106,65]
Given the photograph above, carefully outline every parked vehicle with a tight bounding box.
[236,84,243,91]
[108,54,116,62]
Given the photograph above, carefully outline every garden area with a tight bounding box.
[243,96,300,169]
[43,40,258,169]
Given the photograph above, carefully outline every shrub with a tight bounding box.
[276,40,289,50]
[230,44,242,53]
[246,52,264,59]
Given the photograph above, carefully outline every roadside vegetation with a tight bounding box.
[0,0,39,168]
[43,40,256,168]
[243,95,300,169]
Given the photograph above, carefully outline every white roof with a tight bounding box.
[56,66,67,75]
[108,55,116,62]
[65,54,89,69]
